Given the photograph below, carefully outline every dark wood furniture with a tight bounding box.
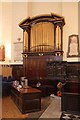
[19,13,65,96]
[26,54,67,96]
[46,61,67,81]
[61,62,80,114]
[10,84,41,114]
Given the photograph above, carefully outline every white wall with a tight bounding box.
[62,2,78,62]
[28,2,62,17]
[0,2,28,64]
[0,2,79,63]
[2,2,12,62]
[29,2,79,61]
[0,3,2,45]
[11,2,28,62]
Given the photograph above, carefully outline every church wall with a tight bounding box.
[62,2,79,62]
[0,2,79,64]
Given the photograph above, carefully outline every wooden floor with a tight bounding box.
[2,95,52,119]
[2,96,28,119]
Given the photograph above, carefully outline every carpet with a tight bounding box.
[28,96,80,120]
[27,96,53,118]
[60,112,80,120]
[27,96,62,120]
[40,96,61,119]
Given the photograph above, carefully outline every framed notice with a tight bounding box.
[67,34,79,57]
[14,42,23,62]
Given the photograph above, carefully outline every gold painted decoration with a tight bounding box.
[56,26,61,50]
[23,30,28,52]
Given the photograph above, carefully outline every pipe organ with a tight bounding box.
[30,22,54,52]
[19,13,65,54]
[19,13,65,96]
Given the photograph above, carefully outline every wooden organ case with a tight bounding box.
[19,13,65,96]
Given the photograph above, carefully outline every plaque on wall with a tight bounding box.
[0,45,5,61]
[14,42,23,62]
[67,34,79,57]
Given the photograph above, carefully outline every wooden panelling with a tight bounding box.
[24,53,67,96]
[10,85,41,114]
[61,62,80,114]
[25,55,46,80]
[12,65,23,81]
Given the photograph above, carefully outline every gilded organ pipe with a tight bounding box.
[30,22,55,52]
[24,30,28,52]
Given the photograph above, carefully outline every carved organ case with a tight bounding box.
[19,13,65,80]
